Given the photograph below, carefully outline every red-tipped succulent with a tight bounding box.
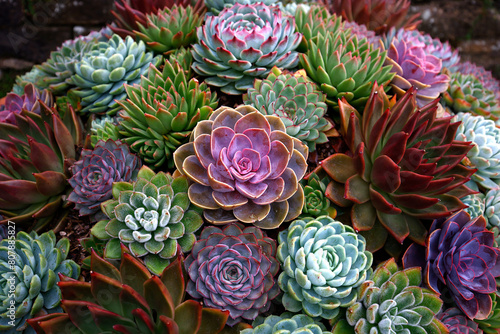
[322,83,475,254]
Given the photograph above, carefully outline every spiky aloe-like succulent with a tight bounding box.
[91,165,203,275]
[277,216,372,319]
[192,3,302,95]
[243,67,332,152]
[0,84,54,124]
[28,249,231,334]
[70,34,162,115]
[438,308,483,334]
[241,313,329,334]
[485,188,500,228]
[454,112,500,190]
[300,172,337,218]
[456,61,500,100]
[89,115,121,147]
[119,60,217,169]
[174,105,308,229]
[300,30,394,111]
[339,258,447,334]
[442,72,500,122]
[403,211,500,320]
[205,0,278,14]
[320,0,420,34]
[323,84,475,253]
[185,224,280,325]
[67,140,142,219]
[0,231,80,334]
[0,101,84,231]
[294,5,343,52]
[134,5,204,54]
[477,293,500,334]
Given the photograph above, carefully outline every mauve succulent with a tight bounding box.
[0,84,53,125]
[438,307,484,334]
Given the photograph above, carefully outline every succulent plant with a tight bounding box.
[485,188,500,228]
[174,105,308,229]
[91,165,204,275]
[70,34,162,115]
[168,46,193,75]
[438,308,483,334]
[384,34,450,108]
[277,216,372,319]
[0,84,54,125]
[343,21,376,44]
[403,211,500,320]
[281,2,311,16]
[205,0,278,14]
[300,30,394,111]
[67,139,142,220]
[243,67,332,152]
[185,223,280,325]
[456,61,500,101]
[119,60,217,169]
[462,193,485,221]
[11,67,44,96]
[442,72,500,122]
[322,84,475,254]
[454,112,500,190]
[0,101,84,231]
[192,3,302,95]
[28,248,231,334]
[340,258,447,334]
[0,231,80,334]
[89,115,122,147]
[134,5,204,55]
[320,0,421,34]
[241,313,329,334]
[300,172,337,219]
[477,293,500,334]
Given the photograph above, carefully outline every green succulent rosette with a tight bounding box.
[462,193,485,220]
[91,165,204,275]
[299,172,337,219]
[485,188,500,228]
[241,313,329,334]
[11,67,44,96]
[118,60,217,169]
[168,46,193,76]
[0,231,80,334]
[277,216,373,319]
[477,293,500,334]
[70,34,162,115]
[89,115,121,148]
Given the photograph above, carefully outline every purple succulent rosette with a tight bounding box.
[403,211,500,320]
[385,37,450,107]
[0,84,53,124]
[68,139,142,219]
[438,307,483,334]
[184,223,280,326]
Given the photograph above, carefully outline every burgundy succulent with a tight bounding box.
[174,105,308,229]
[404,211,500,320]
[185,223,280,326]
[438,307,484,334]
[0,84,53,124]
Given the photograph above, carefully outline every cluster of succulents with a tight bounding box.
[2,0,500,332]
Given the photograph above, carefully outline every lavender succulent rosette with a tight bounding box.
[184,223,280,326]
[0,84,53,124]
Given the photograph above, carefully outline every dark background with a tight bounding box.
[0,0,498,95]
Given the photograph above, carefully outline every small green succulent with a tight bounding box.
[241,313,329,334]
[299,172,337,219]
[89,115,121,147]
[462,193,485,220]
[485,188,500,228]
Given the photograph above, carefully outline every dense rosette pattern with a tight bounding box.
[91,166,204,275]
[185,224,280,326]
[0,84,53,125]
[67,139,141,219]
[89,115,121,147]
[174,105,308,229]
[438,308,484,334]
[454,113,500,190]
[403,211,500,320]
[456,62,500,100]
[300,172,336,219]
[192,3,302,95]
[243,67,332,151]
[485,188,500,228]
[0,231,80,334]
[462,193,485,221]
[342,258,447,334]
[241,313,329,333]
[277,216,373,319]
[206,0,278,14]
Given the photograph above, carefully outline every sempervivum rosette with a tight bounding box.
[185,223,280,326]
[174,105,308,229]
[0,84,53,124]
[277,216,372,319]
[403,211,500,320]
[191,3,302,95]
[462,193,485,220]
[456,61,500,100]
[67,140,141,220]
[438,308,484,334]
[385,34,450,107]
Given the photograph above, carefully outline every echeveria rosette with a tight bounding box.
[67,139,142,220]
[403,211,500,320]
[0,84,54,125]
[0,231,80,334]
[89,115,122,147]
[485,188,500,228]
[323,84,475,254]
[343,21,376,44]
[462,193,485,221]
[174,105,308,229]
[456,61,500,101]
[336,258,447,334]
[438,308,484,334]
[185,223,280,326]
[300,30,394,111]
[206,0,278,15]
[241,313,329,334]
[11,67,44,96]
[119,60,217,169]
[70,34,162,115]
[91,165,204,275]
[453,113,500,190]
[477,293,500,334]
[191,3,302,95]
[300,172,337,219]
[277,216,373,319]
[243,67,333,152]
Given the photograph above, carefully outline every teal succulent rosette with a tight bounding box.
[277,216,373,319]
[241,313,329,334]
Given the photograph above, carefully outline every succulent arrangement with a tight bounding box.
[2,0,500,333]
